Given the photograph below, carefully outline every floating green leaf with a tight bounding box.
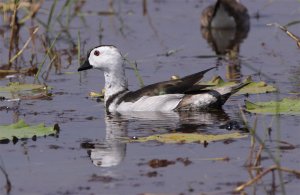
[245,98,300,115]
[129,132,247,144]
[199,76,277,95]
[0,120,57,142]
[89,89,105,99]
[3,82,46,91]
[200,76,230,87]
[237,76,277,95]
[0,82,49,99]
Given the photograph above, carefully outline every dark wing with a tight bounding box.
[120,67,215,103]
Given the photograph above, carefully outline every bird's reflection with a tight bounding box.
[201,27,249,82]
[200,1,250,82]
[201,27,249,57]
[81,114,127,167]
[81,109,244,167]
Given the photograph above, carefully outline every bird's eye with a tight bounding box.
[94,50,100,56]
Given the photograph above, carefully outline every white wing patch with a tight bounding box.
[190,93,217,107]
[115,94,184,112]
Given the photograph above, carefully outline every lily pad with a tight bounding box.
[199,76,277,95]
[237,76,277,95]
[89,89,105,98]
[245,97,300,115]
[0,120,58,142]
[129,132,247,144]
[0,82,49,99]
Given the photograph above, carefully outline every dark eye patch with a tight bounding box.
[94,50,100,56]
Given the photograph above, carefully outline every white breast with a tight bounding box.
[115,94,184,112]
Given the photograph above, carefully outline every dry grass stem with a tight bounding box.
[42,55,57,81]
[267,23,300,48]
[9,27,39,63]
[0,163,12,194]
[253,144,264,167]
[234,165,300,192]
[18,2,42,24]
[8,1,20,67]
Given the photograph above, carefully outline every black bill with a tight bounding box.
[78,60,93,71]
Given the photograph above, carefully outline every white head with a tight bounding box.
[78,45,123,72]
[78,45,128,103]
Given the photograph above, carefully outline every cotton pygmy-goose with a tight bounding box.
[78,45,248,113]
[200,0,250,30]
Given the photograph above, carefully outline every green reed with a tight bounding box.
[34,33,61,82]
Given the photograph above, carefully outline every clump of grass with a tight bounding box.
[0,0,86,83]
[1,0,42,72]
[233,105,300,194]
[235,164,300,192]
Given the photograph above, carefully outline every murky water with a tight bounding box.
[1,1,300,194]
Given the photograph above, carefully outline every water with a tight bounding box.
[1,0,300,194]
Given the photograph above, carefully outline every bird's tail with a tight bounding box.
[218,81,250,105]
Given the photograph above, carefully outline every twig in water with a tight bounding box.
[239,106,287,194]
[0,159,12,194]
[253,144,264,167]
[240,107,260,167]
[77,30,81,66]
[267,22,300,48]
[42,55,57,81]
[234,165,300,193]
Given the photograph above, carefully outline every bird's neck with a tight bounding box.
[103,62,128,103]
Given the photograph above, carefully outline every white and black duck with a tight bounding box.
[78,45,248,113]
